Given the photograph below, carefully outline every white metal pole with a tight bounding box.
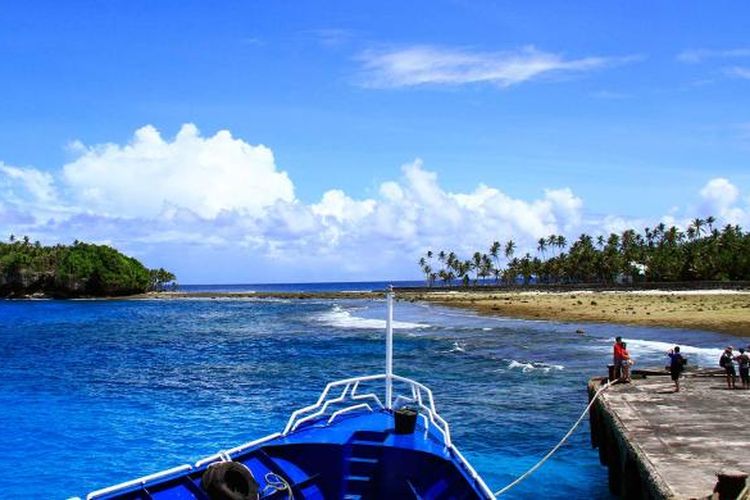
[385,286,394,410]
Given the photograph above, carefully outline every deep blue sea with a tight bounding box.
[1,287,743,499]
[178,280,425,293]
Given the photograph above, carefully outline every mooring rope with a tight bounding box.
[493,379,613,497]
[263,471,295,500]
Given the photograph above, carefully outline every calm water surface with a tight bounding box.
[0,296,741,498]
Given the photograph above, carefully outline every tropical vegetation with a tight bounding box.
[0,236,177,297]
[419,217,750,286]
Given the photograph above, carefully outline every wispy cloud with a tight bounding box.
[726,66,750,80]
[677,48,750,63]
[357,45,640,89]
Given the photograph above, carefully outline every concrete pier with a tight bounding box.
[588,371,750,499]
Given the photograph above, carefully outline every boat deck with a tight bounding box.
[282,409,450,456]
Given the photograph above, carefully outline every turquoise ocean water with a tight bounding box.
[0,285,742,498]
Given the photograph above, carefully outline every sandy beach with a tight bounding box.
[401,289,750,336]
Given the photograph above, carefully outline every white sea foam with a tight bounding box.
[507,360,564,373]
[448,341,466,353]
[315,305,429,330]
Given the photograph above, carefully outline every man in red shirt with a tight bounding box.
[613,336,624,380]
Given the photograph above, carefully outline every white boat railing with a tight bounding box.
[281,373,453,448]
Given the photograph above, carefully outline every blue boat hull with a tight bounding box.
[86,409,493,499]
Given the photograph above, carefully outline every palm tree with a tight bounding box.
[706,216,716,233]
[691,218,705,237]
[478,254,493,284]
[546,234,558,256]
[489,241,500,261]
[504,240,516,261]
[489,241,501,279]
[419,213,750,288]
[471,252,483,284]
[459,260,472,286]
[537,237,547,259]
[420,262,433,286]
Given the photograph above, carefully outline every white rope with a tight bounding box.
[493,379,613,497]
[263,471,294,500]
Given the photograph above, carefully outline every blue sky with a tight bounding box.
[1,1,749,283]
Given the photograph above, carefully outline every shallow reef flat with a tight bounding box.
[404,289,750,336]
[135,287,750,336]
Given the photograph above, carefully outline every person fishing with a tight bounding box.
[719,347,737,390]
[667,346,686,393]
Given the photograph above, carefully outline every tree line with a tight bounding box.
[0,236,177,298]
[419,216,750,286]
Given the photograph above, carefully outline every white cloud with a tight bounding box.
[699,177,747,224]
[0,163,57,205]
[62,123,295,218]
[312,190,376,223]
[700,177,739,207]
[677,48,750,63]
[357,45,638,88]
[0,127,590,280]
[5,124,748,282]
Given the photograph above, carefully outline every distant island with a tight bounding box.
[0,236,176,298]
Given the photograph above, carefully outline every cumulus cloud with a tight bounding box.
[357,45,639,88]
[699,177,747,224]
[62,124,295,218]
[0,126,591,280]
[4,124,748,282]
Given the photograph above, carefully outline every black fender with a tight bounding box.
[201,461,259,500]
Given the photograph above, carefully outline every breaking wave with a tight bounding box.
[315,305,429,330]
[506,360,565,373]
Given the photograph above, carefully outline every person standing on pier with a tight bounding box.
[621,342,633,382]
[613,336,625,381]
[734,348,749,390]
[667,346,686,392]
[719,347,737,390]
